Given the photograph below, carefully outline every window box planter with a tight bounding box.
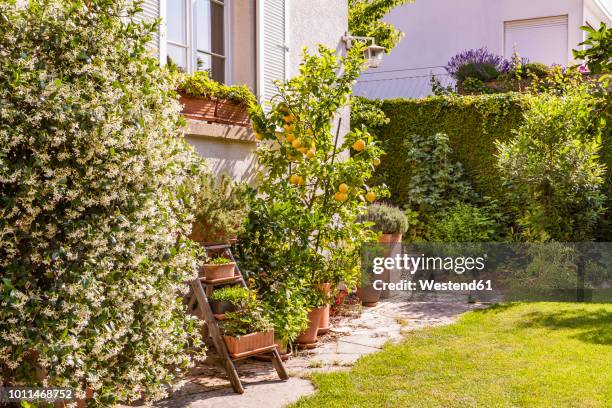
[223,330,275,358]
[179,94,250,127]
[201,262,236,281]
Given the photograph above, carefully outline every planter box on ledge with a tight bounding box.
[180,94,250,127]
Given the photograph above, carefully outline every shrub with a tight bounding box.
[573,22,612,74]
[445,48,510,83]
[428,203,500,242]
[0,0,205,404]
[208,286,251,305]
[178,71,256,105]
[358,203,408,234]
[522,62,551,78]
[496,89,607,241]
[191,173,250,244]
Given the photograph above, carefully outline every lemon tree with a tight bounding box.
[240,45,387,342]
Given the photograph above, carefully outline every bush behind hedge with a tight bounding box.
[364,93,612,240]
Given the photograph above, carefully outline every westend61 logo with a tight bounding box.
[372,253,487,275]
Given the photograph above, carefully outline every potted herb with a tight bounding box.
[208,285,250,315]
[220,299,274,357]
[191,173,250,245]
[202,256,236,281]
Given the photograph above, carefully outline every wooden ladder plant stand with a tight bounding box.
[188,243,289,394]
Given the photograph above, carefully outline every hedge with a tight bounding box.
[366,94,612,240]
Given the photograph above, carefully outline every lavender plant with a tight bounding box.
[445,48,511,83]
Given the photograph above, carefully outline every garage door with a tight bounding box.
[504,15,568,66]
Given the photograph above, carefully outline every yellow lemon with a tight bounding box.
[298,176,306,185]
[306,149,316,159]
[338,183,349,193]
[283,113,295,123]
[284,124,295,133]
[373,158,381,166]
[254,132,264,141]
[289,174,300,185]
[292,139,302,148]
[286,134,296,143]
[298,147,309,154]
[334,192,348,202]
[366,191,376,203]
[352,139,366,152]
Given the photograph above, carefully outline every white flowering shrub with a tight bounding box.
[0,0,206,404]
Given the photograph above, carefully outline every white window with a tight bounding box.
[504,15,569,66]
[166,0,227,82]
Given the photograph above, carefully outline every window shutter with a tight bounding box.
[261,0,287,103]
[135,0,162,60]
[504,15,568,66]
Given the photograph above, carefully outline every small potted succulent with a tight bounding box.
[201,256,236,281]
[208,285,250,315]
[221,297,275,357]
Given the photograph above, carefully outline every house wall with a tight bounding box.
[354,0,612,99]
[288,0,350,157]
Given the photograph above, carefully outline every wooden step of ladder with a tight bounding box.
[188,243,288,394]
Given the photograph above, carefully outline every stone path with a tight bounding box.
[125,299,484,408]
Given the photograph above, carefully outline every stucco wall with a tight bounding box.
[355,0,612,99]
[186,134,258,183]
[288,0,350,157]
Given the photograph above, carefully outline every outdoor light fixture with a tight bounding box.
[342,31,386,68]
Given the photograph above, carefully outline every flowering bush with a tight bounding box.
[238,45,387,343]
[0,0,205,404]
[445,48,511,83]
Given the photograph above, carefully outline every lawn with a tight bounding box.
[292,303,612,407]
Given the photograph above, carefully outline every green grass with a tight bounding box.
[291,303,612,408]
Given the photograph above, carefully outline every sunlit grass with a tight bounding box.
[292,303,612,407]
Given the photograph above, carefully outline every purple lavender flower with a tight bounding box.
[445,47,511,81]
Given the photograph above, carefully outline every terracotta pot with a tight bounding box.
[223,330,275,357]
[378,234,402,299]
[378,233,402,243]
[317,305,331,335]
[209,300,236,315]
[201,262,236,281]
[316,283,332,335]
[357,284,381,307]
[179,94,250,126]
[296,307,324,347]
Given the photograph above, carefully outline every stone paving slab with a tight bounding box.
[120,300,484,408]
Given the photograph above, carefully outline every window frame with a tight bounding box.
[162,0,231,82]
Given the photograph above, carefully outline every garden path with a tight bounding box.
[122,299,483,408]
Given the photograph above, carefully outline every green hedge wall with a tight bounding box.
[368,93,612,239]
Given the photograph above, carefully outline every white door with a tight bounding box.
[504,15,568,66]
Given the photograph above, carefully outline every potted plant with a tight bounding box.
[220,298,275,357]
[201,256,236,281]
[208,285,250,315]
[191,173,250,245]
[316,282,332,334]
[296,288,325,348]
[178,71,255,126]
[358,203,408,300]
